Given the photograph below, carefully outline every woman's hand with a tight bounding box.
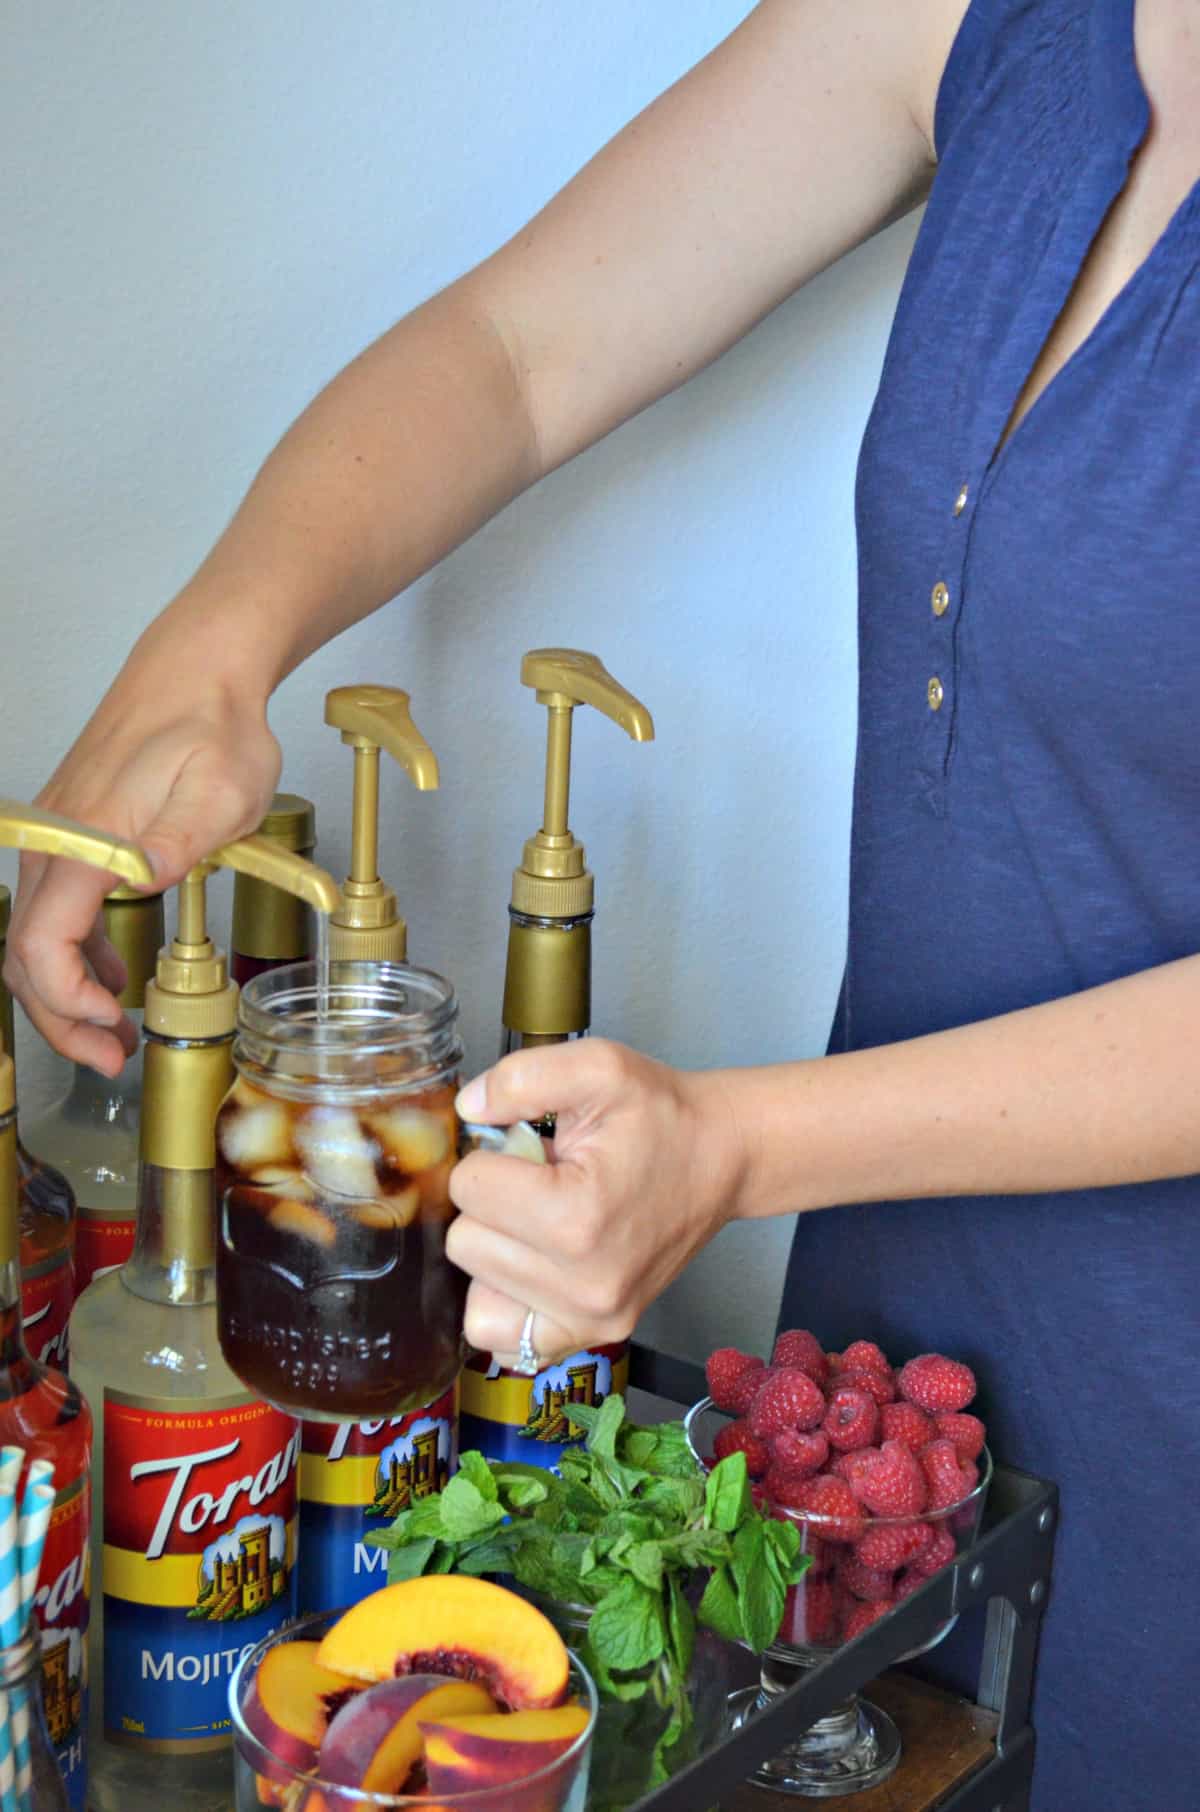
[447,1038,748,1368]
[3,614,281,1076]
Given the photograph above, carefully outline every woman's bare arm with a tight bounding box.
[7,0,967,1069]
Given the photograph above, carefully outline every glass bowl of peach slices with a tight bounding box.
[231,1575,597,1812]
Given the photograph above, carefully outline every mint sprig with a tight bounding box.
[369,1395,808,1805]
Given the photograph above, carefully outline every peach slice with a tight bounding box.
[242,1640,360,1779]
[421,1706,590,1805]
[318,1675,496,1793]
[316,1576,570,1711]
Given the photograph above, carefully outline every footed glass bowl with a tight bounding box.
[685,1396,991,1798]
[230,1607,597,1812]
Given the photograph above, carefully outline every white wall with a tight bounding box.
[0,2,918,1360]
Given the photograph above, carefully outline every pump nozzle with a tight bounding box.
[502,650,654,1041]
[144,835,341,1040]
[0,798,155,889]
[324,684,440,962]
[510,650,654,921]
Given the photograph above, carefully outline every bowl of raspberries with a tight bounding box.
[687,1329,990,1657]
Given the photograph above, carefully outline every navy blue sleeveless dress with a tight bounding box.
[779,3,1200,1805]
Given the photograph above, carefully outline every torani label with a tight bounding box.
[73,1211,136,1294]
[298,1386,457,1614]
[459,1344,629,1470]
[34,1472,90,1812]
[22,1253,73,1371]
[102,1393,299,1753]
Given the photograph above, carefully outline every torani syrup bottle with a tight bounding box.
[296,684,460,1612]
[69,834,340,1812]
[25,887,164,1295]
[0,893,77,1371]
[230,792,316,987]
[0,794,157,1812]
[460,650,653,1466]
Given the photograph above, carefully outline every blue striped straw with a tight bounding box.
[13,1478,55,1807]
[0,1447,24,1812]
[0,1705,16,1812]
[16,1465,54,1615]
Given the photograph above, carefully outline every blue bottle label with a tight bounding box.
[298,1387,457,1615]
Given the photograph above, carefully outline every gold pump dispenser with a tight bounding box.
[141,836,340,1179]
[501,649,654,1046]
[324,684,439,962]
[0,798,155,887]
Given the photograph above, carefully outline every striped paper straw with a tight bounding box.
[0,1448,24,1812]
[16,1467,54,1616]
[0,1703,17,1812]
[0,1449,23,1648]
[12,1478,55,1809]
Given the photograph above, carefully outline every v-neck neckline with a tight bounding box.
[980,0,1160,481]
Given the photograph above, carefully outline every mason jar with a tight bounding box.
[1,1620,70,1812]
[215,960,466,1422]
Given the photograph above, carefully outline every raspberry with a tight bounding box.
[854,1441,928,1518]
[771,1328,830,1385]
[934,1412,987,1462]
[712,1417,770,1479]
[909,1522,956,1576]
[765,1466,816,1509]
[823,1386,879,1452]
[725,1362,770,1416]
[830,1449,874,1498]
[919,1439,978,1510]
[799,1535,837,1577]
[786,1576,841,1645]
[838,1366,897,1406]
[748,1366,827,1436]
[840,1340,891,1375]
[898,1354,977,1413]
[790,1474,866,1543]
[825,1351,845,1377]
[706,1347,765,1415]
[770,1428,829,1477]
[839,1555,895,1601]
[855,1520,934,1571]
[843,1597,894,1641]
[880,1401,935,1452]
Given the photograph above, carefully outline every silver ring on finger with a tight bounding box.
[512,1307,541,1377]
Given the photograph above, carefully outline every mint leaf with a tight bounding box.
[588,1575,666,1673]
[587,1393,626,1461]
[697,1564,742,1644]
[456,1450,498,1501]
[438,1472,506,1541]
[666,1575,695,1681]
[732,1519,783,1653]
[704,1451,750,1533]
[623,1422,700,1478]
[495,1466,553,1510]
[625,1541,664,1592]
[383,1535,437,1582]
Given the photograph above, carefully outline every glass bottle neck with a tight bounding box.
[123,1030,230,1305]
[63,1011,145,1118]
[0,1110,32,1365]
[124,1161,217,1305]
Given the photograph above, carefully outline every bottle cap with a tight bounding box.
[231,791,318,962]
[104,888,166,1010]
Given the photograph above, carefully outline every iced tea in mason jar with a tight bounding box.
[216,961,466,1422]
